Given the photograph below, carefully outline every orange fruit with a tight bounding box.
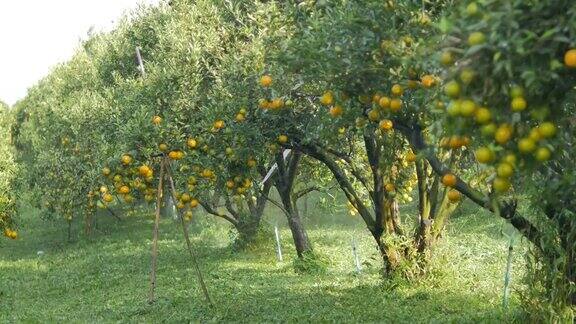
[496,163,514,178]
[247,158,257,168]
[190,199,199,208]
[226,180,235,189]
[537,122,557,138]
[468,32,486,46]
[378,96,391,109]
[119,185,130,194]
[493,177,511,193]
[103,193,114,203]
[495,124,513,144]
[159,143,168,152]
[329,105,343,117]
[235,113,245,122]
[475,147,494,164]
[121,154,132,166]
[260,75,272,87]
[368,109,380,121]
[390,98,402,112]
[518,138,536,153]
[385,183,395,192]
[406,151,417,163]
[511,97,527,112]
[213,120,225,129]
[102,167,111,176]
[379,119,394,131]
[138,165,151,176]
[444,81,460,98]
[564,49,576,68]
[442,173,457,187]
[187,138,198,149]
[320,91,334,106]
[447,189,461,203]
[391,84,403,96]
[475,107,492,124]
[421,75,436,88]
[152,115,162,125]
[535,147,551,162]
[278,135,288,144]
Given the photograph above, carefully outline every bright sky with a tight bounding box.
[0,0,160,106]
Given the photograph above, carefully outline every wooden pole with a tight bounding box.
[148,158,165,304]
[165,165,213,307]
[136,47,146,77]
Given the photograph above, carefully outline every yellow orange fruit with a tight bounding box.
[152,115,162,125]
[448,189,461,203]
[121,154,133,166]
[535,147,551,162]
[378,96,391,109]
[518,138,536,153]
[444,81,461,98]
[187,138,198,149]
[495,124,513,144]
[564,49,576,68]
[379,119,394,131]
[442,173,457,187]
[390,98,402,112]
[320,91,334,106]
[468,32,486,46]
[475,147,494,164]
[537,122,557,138]
[497,163,514,178]
[421,75,436,88]
[278,135,288,144]
[511,97,527,112]
[102,167,111,176]
[493,177,511,193]
[329,105,343,117]
[260,75,273,87]
[391,84,403,96]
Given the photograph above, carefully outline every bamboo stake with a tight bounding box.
[165,165,213,307]
[148,158,165,304]
[274,225,283,262]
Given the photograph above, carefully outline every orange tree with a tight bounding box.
[0,101,17,240]
[399,0,576,317]
[245,0,461,274]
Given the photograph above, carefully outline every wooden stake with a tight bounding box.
[136,47,146,77]
[166,165,213,307]
[148,158,165,304]
[274,225,283,262]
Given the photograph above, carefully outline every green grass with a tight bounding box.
[0,203,527,323]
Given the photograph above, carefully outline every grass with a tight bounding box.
[0,201,528,323]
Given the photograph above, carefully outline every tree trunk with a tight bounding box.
[278,186,311,257]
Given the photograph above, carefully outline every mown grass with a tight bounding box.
[0,201,528,322]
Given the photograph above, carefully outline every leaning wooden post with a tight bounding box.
[148,158,165,304]
[136,47,146,77]
[165,165,213,307]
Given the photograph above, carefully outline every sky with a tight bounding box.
[0,0,160,106]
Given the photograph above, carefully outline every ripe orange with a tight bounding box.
[390,99,402,112]
[159,143,168,152]
[247,158,257,168]
[564,49,576,68]
[121,154,132,166]
[187,138,198,149]
[442,173,457,187]
[181,193,191,202]
[368,109,380,121]
[102,167,111,176]
[138,165,151,177]
[421,75,436,88]
[448,189,461,203]
[379,96,391,109]
[190,199,199,208]
[169,150,184,160]
[152,115,162,125]
[213,120,225,130]
[320,91,334,106]
[119,185,130,194]
[460,68,475,84]
[391,84,403,96]
[260,75,273,87]
[226,180,235,189]
[495,124,513,144]
[379,119,394,131]
[103,193,114,203]
[406,151,417,163]
[278,135,288,144]
[385,183,395,192]
[235,113,245,122]
[329,105,343,117]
